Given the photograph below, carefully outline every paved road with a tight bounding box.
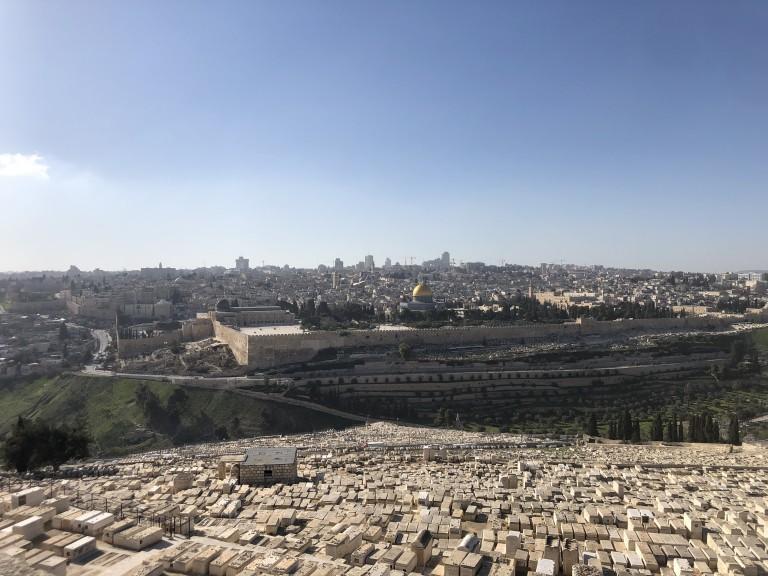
[93,329,111,355]
[81,328,113,374]
[305,358,725,380]
[233,388,369,423]
[79,367,243,385]
[77,367,291,388]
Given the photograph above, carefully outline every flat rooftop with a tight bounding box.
[239,325,305,336]
[243,447,297,466]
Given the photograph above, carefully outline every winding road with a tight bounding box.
[81,328,113,374]
[92,329,111,356]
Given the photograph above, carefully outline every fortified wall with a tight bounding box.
[181,318,215,341]
[116,330,182,359]
[211,315,731,369]
[117,318,214,359]
[212,321,250,365]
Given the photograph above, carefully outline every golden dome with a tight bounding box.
[413,283,433,298]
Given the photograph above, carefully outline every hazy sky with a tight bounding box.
[1,1,766,273]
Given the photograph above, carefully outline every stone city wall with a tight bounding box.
[66,299,116,321]
[213,321,250,365]
[116,330,182,359]
[119,301,172,320]
[181,318,214,341]
[115,318,213,360]
[210,315,731,369]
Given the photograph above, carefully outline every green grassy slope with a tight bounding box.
[0,375,356,456]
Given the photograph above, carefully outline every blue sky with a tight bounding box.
[1,1,766,272]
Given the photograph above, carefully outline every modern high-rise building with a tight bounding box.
[334,258,344,270]
[441,251,450,269]
[235,256,250,272]
[364,254,375,271]
[384,257,392,269]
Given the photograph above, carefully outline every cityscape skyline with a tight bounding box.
[1,252,766,276]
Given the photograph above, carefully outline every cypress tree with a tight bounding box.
[631,419,641,443]
[669,412,679,442]
[688,415,698,443]
[695,414,702,442]
[651,413,664,441]
[622,409,633,441]
[697,415,705,442]
[686,415,694,442]
[587,413,599,437]
[728,414,741,446]
[665,420,675,442]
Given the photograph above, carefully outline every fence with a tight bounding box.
[60,485,194,538]
[0,475,193,538]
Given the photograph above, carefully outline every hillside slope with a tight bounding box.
[0,375,356,456]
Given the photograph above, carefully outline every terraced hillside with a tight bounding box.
[287,330,768,435]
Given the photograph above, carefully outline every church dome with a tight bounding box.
[413,283,433,299]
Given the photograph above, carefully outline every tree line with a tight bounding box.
[278,293,689,330]
[588,409,741,445]
[3,417,91,473]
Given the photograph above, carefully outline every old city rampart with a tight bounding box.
[210,315,731,369]
[117,318,214,359]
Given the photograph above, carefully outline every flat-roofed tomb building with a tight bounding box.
[218,447,298,485]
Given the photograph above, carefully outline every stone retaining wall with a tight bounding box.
[210,315,731,369]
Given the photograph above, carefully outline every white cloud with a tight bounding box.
[0,153,49,179]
